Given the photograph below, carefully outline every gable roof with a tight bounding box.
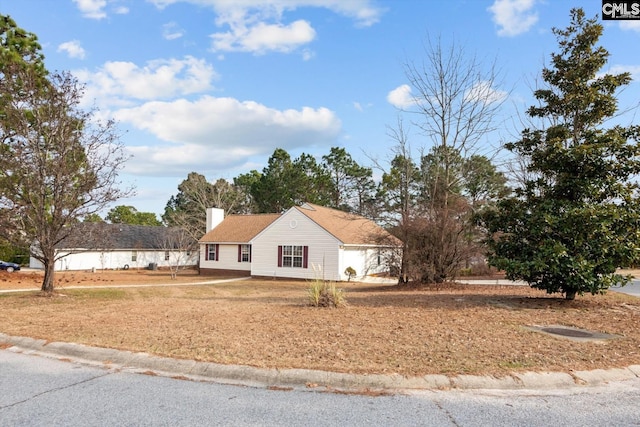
[199,213,280,243]
[57,223,181,250]
[292,203,398,246]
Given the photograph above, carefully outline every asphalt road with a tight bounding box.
[3,350,640,426]
[611,279,640,297]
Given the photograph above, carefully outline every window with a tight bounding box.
[206,244,219,261]
[164,251,170,261]
[131,250,137,262]
[238,244,251,262]
[278,245,308,268]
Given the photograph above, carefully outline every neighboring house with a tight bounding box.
[199,203,400,281]
[29,223,198,271]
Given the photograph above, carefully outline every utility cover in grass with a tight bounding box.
[525,325,620,342]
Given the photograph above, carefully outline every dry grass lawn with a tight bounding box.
[1,268,640,377]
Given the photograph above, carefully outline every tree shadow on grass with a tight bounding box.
[341,282,619,310]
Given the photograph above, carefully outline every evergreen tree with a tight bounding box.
[480,8,640,300]
[322,147,375,214]
[106,205,161,226]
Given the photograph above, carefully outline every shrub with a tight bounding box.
[307,279,346,308]
[344,266,356,281]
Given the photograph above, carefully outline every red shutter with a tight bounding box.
[303,246,309,269]
[238,245,242,262]
[215,244,219,261]
[249,245,252,262]
[277,245,282,267]
[205,244,209,261]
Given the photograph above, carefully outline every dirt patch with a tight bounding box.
[1,269,640,377]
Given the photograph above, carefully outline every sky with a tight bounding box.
[1,0,639,218]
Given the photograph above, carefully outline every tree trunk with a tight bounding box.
[41,262,55,292]
[398,236,410,285]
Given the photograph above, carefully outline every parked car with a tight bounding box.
[0,260,20,273]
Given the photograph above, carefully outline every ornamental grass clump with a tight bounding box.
[307,278,346,308]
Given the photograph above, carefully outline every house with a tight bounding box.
[199,203,400,281]
[29,223,198,271]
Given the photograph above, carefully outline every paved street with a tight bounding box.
[611,279,640,297]
[3,350,640,426]
[460,277,640,298]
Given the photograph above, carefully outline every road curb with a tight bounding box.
[2,332,639,392]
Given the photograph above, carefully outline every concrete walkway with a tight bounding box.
[0,277,246,294]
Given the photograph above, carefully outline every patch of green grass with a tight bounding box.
[66,288,128,300]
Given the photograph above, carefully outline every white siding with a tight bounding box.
[251,208,342,281]
[199,243,251,272]
[29,250,197,271]
[340,246,390,280]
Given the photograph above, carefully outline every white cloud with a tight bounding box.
[388,82,506,110]
[75,56,217,106]
[322,0,384,27]
[387,84,415,109]
[163,22,185,40]
[147,0,384,54]
[301,48,315,61]
[464,81,508,105]
[212,20,316,54]
[124,143,254,175]
[73,0,107,19]
[116,96,342,176]
[620,21,640,32]
[57,40,86,59]
[599,65,640,81]
[73,0,129,19]
[352,101,372,111]
[488,0,538,37]
[148,0,383,26]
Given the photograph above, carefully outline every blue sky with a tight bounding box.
[2,0,639,217]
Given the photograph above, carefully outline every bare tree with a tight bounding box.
[404,36,505,156]
[385,36,506,283]
[163,174,246,249]
[160,227,198,279]
[376,117,419,282]
[0,70,132,292]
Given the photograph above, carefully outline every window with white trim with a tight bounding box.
[240,244,250,262]
[278,245,308,268]
[206,244,218,261]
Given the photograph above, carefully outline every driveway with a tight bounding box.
[459,277,640,297]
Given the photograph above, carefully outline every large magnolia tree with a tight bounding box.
[479,8,640,300]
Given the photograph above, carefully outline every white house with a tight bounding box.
[29,223,198,271]
[199,203,400,281]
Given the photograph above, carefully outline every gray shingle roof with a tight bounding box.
[57,223,180,250]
